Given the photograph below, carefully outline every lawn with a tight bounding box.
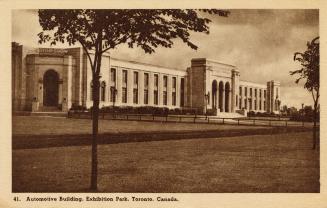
[12,131,319,193]
[12,116,268,136]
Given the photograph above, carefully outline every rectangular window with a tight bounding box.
[255,100,257,110]
[259,100,262,110]
[110,86,116,102]
[133,89,138,104]
[122,70,128,84]
[239,98,242,109]
[250,88,252,97]
[255,89,257,97]
[163,91,167,105]
[249,99,252,110]
[122,87,127,103]
[245,87,247,96]
[264,90,266,98]
[154,74,159,87]
[134,71,138,85]
[260,89,262,98]
[244,98,247,109]
[144,73,149,88]
[144,89,149,104]
[172,92,176,106]
[239,87,242,96]
[163,75,168,88]
[154,90,158,105]
[110,68,116,82]
[172,77,176,89]
[180,78,185,107]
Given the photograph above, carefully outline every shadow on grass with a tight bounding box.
[13,126,313,150]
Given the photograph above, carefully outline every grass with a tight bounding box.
[12,116,270,136]
[12,131,319,193]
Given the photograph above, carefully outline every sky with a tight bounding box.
[12,9,319,109]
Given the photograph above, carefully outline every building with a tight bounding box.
[12,42,281,116]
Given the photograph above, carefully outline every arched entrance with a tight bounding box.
[212,80,217,109]
[43,70,59,106]
[218,81,224,112]
[225,82,230,112]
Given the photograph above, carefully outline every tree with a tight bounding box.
[290,36,319,149]
[38,9,230,190]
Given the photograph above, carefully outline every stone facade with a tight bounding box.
[12,42,281,115]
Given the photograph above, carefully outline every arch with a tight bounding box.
[212,80,217,109]
[218,81,224,112]
[225,82,230,112]
[43,69,59,107]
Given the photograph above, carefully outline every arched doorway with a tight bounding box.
[218,81,224,112]
[212,80,217,109]
[43,70,59,107]
[225,82,230,112]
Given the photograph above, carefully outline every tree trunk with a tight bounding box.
[91,77,100,190]
[312,102,318,150]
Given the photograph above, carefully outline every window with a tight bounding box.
[110,68,116,82]
[110,87,116,102]
[163,91,167,105]
[172,77,176,106]
[254,100,257,110]
[144,73,149,88]
[133,71,138,85]
[245,87,247,96]
[250,88,252,97]
[255,89,257,97]
[180,78,185,107]
[236,95,238,107]
[122,70,128,84]
[154,74,159,87]
[264,90,266,98]
[163,76,168,88]
[259,89,262,98]
[122,87,127,103]
[259,100,262,110]
[144,89,149,104]
[264,101,266,110]
[154,74,159,105]
[154,90,158,105]
[244,98,247,109]
[239,98,242,109]
[249,99,252,110]
[100,81,106,101]
[133,89,138,104]
[172,92,176,106]
[239,87,242,96]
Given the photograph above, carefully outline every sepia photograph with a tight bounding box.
[1,1,326,207]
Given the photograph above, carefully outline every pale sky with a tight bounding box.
[12,9,319,109]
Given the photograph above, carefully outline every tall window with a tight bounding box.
[163,75,168,105]
[245,87,247,97]
[180,78,185,107]
[144,73,149,104]
[254,100,257,110]
[100,81,106,101]
[244,98,247,109]
[239,98,242,109]
[122,70,128,103]
[110,68,116,82]
[250,88,252,97]
[255,89,257,97]
[154,74,159,105]
[264,90,266,98]
[110,86,116,102]
[172,77,176,106]
[122,87,127,103]
[259,89,262,98]
[239,86,242,96]
[133,71,139,104]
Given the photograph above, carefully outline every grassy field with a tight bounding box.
[12,131,319,193]
[12,116,268,136]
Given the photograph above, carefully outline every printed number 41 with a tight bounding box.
[13,197,20,201]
